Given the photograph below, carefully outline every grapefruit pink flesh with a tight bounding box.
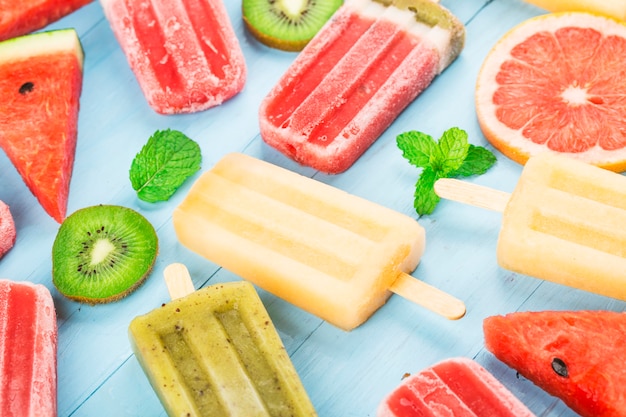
[0,29,83,223]
[476,13,626,172]
[519,0,626,21]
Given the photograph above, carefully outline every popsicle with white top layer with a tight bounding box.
[129,263,317,417]
[173,153,465,330]
[434,153,626,300]
[377,357,535,417]
[100,0,246,114]
[258,0,465,174]
[0,279,57,417]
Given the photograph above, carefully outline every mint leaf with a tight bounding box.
[130,129,202,203]
[436,127,469,175]
[396,131,437,168]
[397,127,496,216]
[451,145,497,177]
[414,167,440,215]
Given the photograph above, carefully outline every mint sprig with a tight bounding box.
[397,127,496,215]
[130,129,202,203]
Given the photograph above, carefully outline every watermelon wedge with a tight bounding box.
[0,29,83,223]
[484,310,626,417]
[0,0,93,42]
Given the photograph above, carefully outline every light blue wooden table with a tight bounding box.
[1,1,622,415]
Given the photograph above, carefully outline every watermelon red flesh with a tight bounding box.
[483,310,626,417]
[0,32,83,223]
[0,0,93,42]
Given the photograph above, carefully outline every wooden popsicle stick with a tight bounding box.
[390,272,466,320]
[164,263,196,300]
[434,178,511,213]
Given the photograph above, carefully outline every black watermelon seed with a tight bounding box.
[551,357,568,378]
[19,82,34,94]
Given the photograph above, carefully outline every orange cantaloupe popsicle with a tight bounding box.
[129,263,317,417]
[173,153,465,330]
[435,153,626,300]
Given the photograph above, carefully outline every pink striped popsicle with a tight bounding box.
[378,358,535,417]
[0,279,57,417]
[101,0,246,114]
[259,0,465,173]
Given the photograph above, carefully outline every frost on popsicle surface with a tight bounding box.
[258,0,465,173]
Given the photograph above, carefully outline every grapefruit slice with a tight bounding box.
[0,0,93,42]
[520,0,626,21]
[476,12,626,172]
[0,29,83,223]
[484,310,626,417]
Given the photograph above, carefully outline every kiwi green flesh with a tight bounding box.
[52,205,158,304]
[243,0,343,51]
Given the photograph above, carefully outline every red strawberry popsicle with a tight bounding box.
[101,0,246,114]
[259,0,465,174]
[0,201,16,258]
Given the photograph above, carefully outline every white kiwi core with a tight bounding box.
[91,239,115,266]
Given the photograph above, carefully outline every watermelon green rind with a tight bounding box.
[0,28,84,68]
[484,310,626,417]
[0,28,84,223]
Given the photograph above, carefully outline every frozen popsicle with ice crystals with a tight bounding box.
[101,0,246,114]
[0,279,57,417]
[377,358,535,417]
[258,0,465,173]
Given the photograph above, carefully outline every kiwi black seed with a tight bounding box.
[242,0,343,51]
[52,205,158,304]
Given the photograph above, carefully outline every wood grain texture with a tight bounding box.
[0,0,622,416]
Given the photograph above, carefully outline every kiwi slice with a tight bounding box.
[242,0,343,51]
[52,205,158,304]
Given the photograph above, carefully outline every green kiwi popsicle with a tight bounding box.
[128,263,317,417]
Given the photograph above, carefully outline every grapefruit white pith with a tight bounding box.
[475,12,626,172]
